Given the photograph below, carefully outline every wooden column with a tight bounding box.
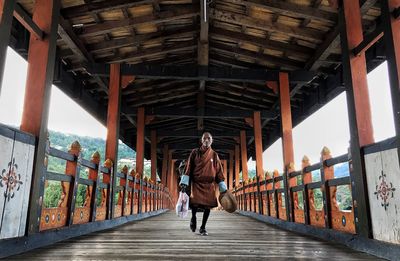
[240,130,248,181]
[339,0,374,237]
[151,130,157,182]
[279,72,295,173]
[104,64,122,219]
[222,159,228,183]
[167,150,173,188]
[0,0,16,95]
[253,111,264,178]
[382,0,400,165]
[136,107,145,213]
[228,151,234,190]
[234,144,240,186]
[161,144,168,186]
[21,0,61,234]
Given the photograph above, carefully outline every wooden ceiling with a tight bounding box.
[13,0,383,161]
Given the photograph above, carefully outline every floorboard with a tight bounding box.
[7,211,385,260]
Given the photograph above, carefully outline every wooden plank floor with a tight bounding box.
[8,211,384,260]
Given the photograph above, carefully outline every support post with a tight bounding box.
[104,64,122,219]
[136,107,145,213]
[21,0,61,234]
[228,151,234,190]
[151,130,157,182]
[240,130,248,181]
[0,0,16,95]
[161,144,168,186]
[382,0,400,166]
[339,0,374,237]
[279,72,296,222]
[234,144,240,187]
[253,111,264,178]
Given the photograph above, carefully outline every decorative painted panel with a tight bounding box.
[0,139,34,238]
[0,127,35,239]
[365,148,400,244]
[0,131,14,233]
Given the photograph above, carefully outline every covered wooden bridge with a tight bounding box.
[0,0,400,260]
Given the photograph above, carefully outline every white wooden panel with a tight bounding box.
[0,134,14,232]
[0,140,34,239]
[365,149,400,244]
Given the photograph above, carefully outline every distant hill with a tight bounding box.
[48,130,135,162]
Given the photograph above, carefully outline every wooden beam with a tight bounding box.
[210,42,304,69]
[0,0,16,95]
[228,151,234,189]
[93,64,316,83]
[210,27,313,58]
[21,0,61,234]
[161,144,168,186]
[99,40,198,63]
[13,3,44,40]
[253,111,264,178]
[210,8,324,42]
[230,0,337,24]
[155,129,253,138]
[234,144,240,186]
[136,107,145,213]
[79,6,199,37]
[151,130,157,182]
[339,0,373,238]
[240,130,248,181]
[61,0,155,19]
[87,25,198,53]
[279,72,295,171]
[136,107,276,119]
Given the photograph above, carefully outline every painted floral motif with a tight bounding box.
[0,158,23,201]
[374,171,396,211]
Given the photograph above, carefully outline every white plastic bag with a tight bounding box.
[175,192,189,218]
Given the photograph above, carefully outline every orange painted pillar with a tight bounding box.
[339,0,374,238]
[253,111,264,178]
[136,107,145,213]
[234,144,240,186]
[161,144,168,186]
[228,151,234,190]
[279,72,295,175]
[21,0,61,234]
[240,130,248,181]
[222,159,228,183]
[151,130,157,182]
[279,72,296,221]
[0,0,16,95]
[104,63,122,219]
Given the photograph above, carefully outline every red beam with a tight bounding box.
[279,72,295,176]
[228,151,234,189]
[20,0,60,136]
[151,130,157,182]
[105,64,121,184]
[253,111,264,178]
[240,130,248,181]
[161,144,168,186]
[13,3,44,40]
[136,107,145,178]
[343,1,374,147]
[234,144,240,186]
[21,0,61,234]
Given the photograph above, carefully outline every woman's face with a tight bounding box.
[201,133,213,148]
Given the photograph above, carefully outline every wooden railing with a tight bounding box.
[39,140,171,231]
[234,147,356,234]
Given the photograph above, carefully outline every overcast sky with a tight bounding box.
[0,47,395,172]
